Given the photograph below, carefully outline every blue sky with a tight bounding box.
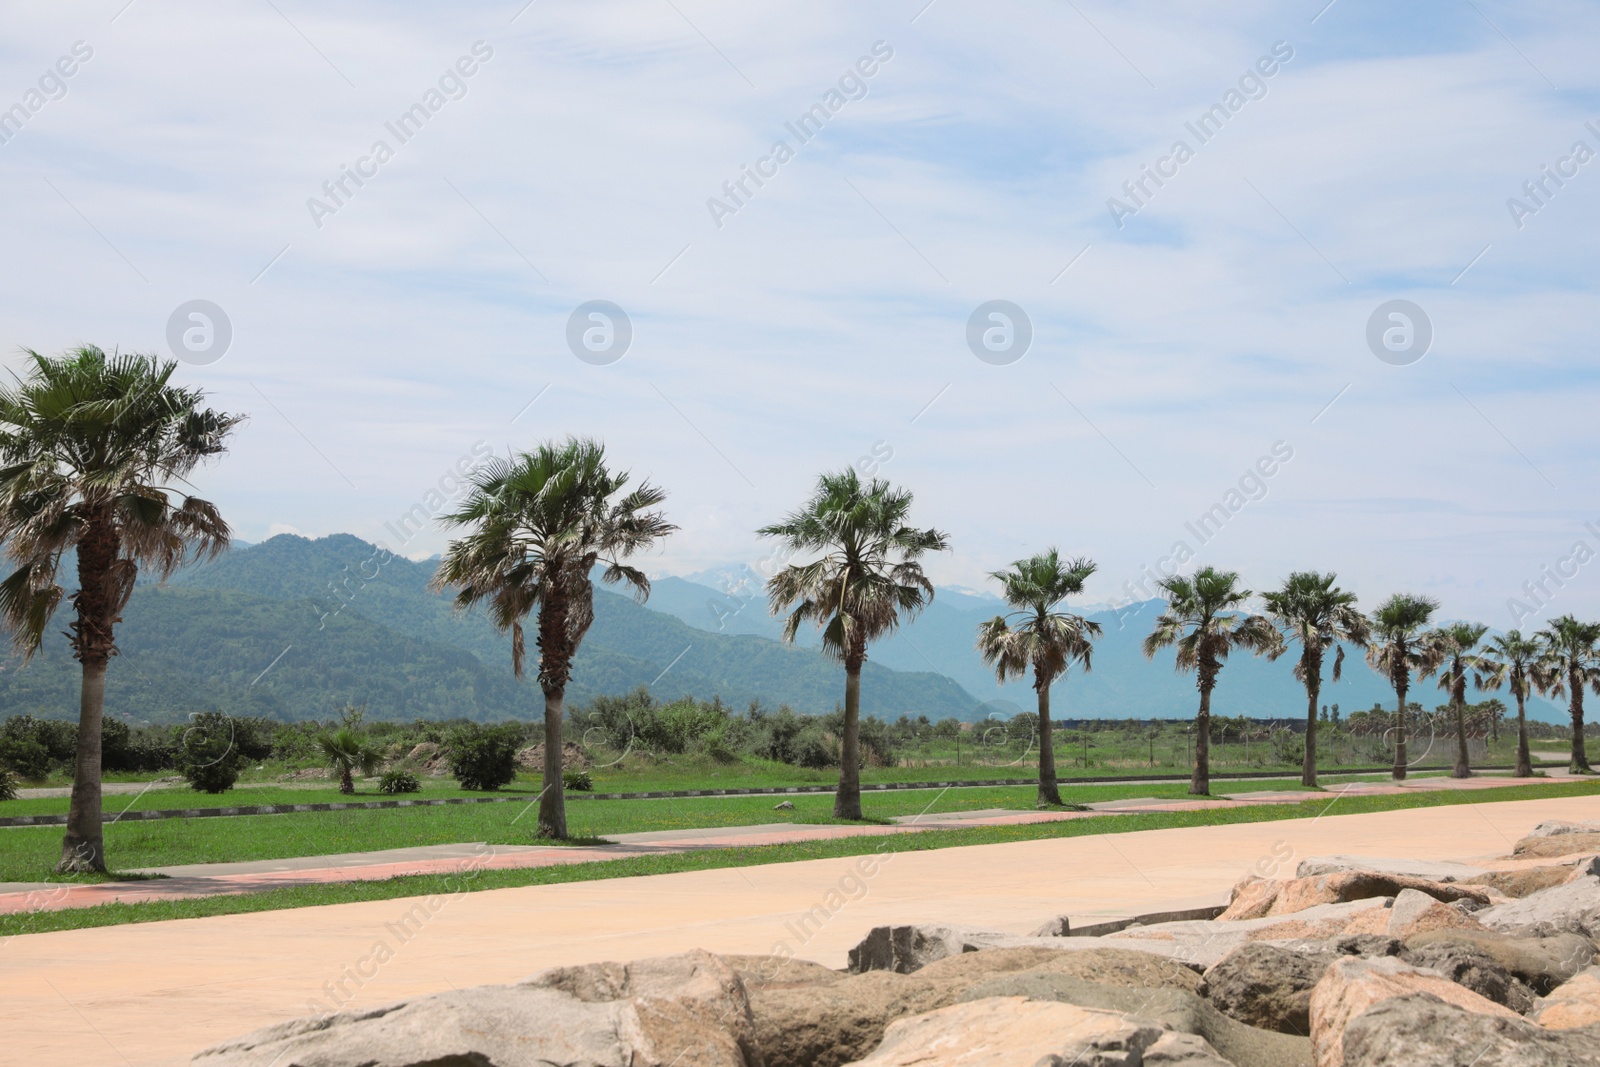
[2,0,1598,630]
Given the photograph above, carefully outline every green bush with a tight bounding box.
[446,723,520,791]
[378,769,421,794]
[0,734,51,780]
[0,768,17,801]
[563,768,594,792]
[176,711,242,793]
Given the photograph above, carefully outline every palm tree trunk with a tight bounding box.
[59,509,118,874]
[538,684,568,837]
[340,765,354,794]
[1037,676,1062,806]
[1302,653,1320,789]
[1392,675,1409,782]
[1191,678,1213,797]
[1451,680,1471,778]
[835,657,863,820]
[1515,686,1532,778]
[58,660,107,872]
[1570,670,1591,774]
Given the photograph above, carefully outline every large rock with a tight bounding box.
[1341,993,1600,1066]
[846,925,1010,974]
[1335,887,1490,940]
[1512,828,1600,860]
[1309,955,1518,1067]
[839,996,1225,1067]
[1532,965,1600,1029]
[1219,870,1490,921]
[194,950,758,1067]
[956,973,1311,1067]
[1477,874,1600,938]
[1106,897,1391,967]
[1399,938,1536,1014]
[1403,928,1598,994]
[748,971,960,1067]
[1296,855,1489,882]
[722,954,844,993]
[1525,819,1600,839]
[1466,862,1586,898]
[1202,942,1336,1035]
[913,945,1204,994]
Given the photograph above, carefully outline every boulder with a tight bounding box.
[1218,870,1490,921]
[1532,965,1600,1029]
[193,984,750,1067]
[838,996,1195,1067]
[721,954,843,993]
[956,973,1311,1067]
[1309,955,1518,1067]
[1525,819,1600,839]
[1202,942,1337,1035]
[1477,874,1600,939]
[1380,887,1491,939]
[1403,929,1598,995]
[913,945,1204,994]
[846,925,1011,974]
[1296,855,1489,882]
[1466,863,1585,898]
[1141,1031,1240,1066]
[1028,914,1071,937]
[1399,939,1536,1014]
[748,971,960,1067]
[1512,831,1600,860]
[1107,897,1392,967]
[1341,993,1600,1066]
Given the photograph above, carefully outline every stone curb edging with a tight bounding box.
[0,763,1535,828]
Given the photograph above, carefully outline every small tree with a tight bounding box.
[1534,615,1600,774]
[1480,631,1538,777]
[1261,571,1369,788]
[1366,594,1446,781]
[316,727,381,794]
[177,711,242,794]
[1435,622,1489,779]
[446,723,521,791]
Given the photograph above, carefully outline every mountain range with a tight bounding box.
[0,535,1566,724]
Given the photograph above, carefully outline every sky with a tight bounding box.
[2,0,1598,633]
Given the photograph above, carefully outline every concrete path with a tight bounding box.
[0,773,1579,913]
[2,792,1595,1067]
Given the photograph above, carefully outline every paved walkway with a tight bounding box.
[2,792,1595,1067]
[1,773,1571,913]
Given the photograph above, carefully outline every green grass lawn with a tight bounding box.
[0,772,1488,884]
[5,779,1597,939]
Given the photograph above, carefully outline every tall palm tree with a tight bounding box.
[1142,567,1281,796]
[317,727,381,794]
[1533,614,1600,774]
[1435,622,1489,779]
[1261,571,1369,788]
[760,469,949,819]
[1479,630,1540,777]
[977,550,1101,806]
[1366,594,1446,781]
[0,347,238,873]
[433,438,674,838]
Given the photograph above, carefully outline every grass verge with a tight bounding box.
[3,778,1596,938]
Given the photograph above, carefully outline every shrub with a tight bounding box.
[446,723,520,791]
[563,768,594,792]
[176,711,242,793]
[378,769,421,794]
[0,734,51,781]
[0,768,17,801]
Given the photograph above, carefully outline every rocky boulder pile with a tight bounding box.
[193,818,1600,1066]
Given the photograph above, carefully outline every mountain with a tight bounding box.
[645,573,1571,724]
[0,536,982,724]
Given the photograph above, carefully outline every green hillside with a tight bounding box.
[0,535,981,723]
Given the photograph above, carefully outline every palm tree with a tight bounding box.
[317,727,381,794]
[1533,614,1600,774]
[0,347,239,873]
[1479,631,1540,777]
[1435,622,1489,779]
[760,469,949,819]
[1142,567,1281,796]
[977,550,1101,806]
[433,438,674,838]
[1261,571,1369,788]
[1366,594,1446,781]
